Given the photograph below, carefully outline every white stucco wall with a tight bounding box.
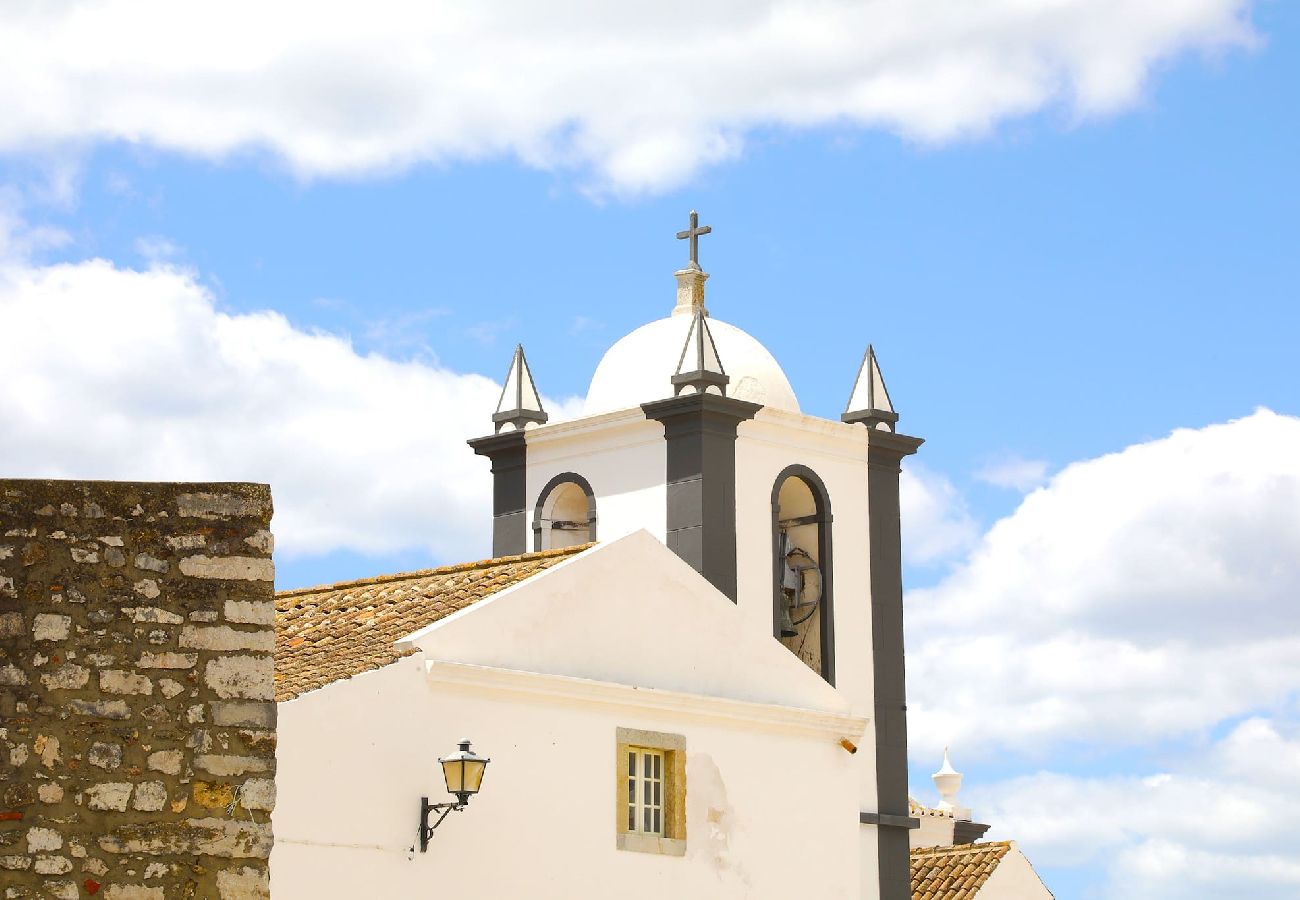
[910,811,957,848]
[978,844,1056,899]
[733,413,877,787]
[272,537,868,899]
[524,411,667,548]
[273,660,862,899]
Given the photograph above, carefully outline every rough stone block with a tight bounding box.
[33,855,72,875]
[204,656,274,700]
[87,742,123,770]
[194,755,271,777]
[216,866,270,900]
[135,652,197,670]
[239,779,275,812]
[180,626,274,653]
[147,750,183,775]
[209,702,276,729]
[176,493,267,520]
[104,886,164,900]
[178,556,274,582]
[223,600,275,626]
[0,855,31,870]
[34,734,59,768]
[68,698,130,719]
[99,670,153,696]
[26,827,62,851]
[123,607,183,625]
[132,782,168,812]
[37,783,63,803]
[0,664,28,687]
[193,781,235,809]
[98,819,271,859]
[85,782,133,812]
[186,819,273,859]
[32,614,71,641]
[165,534,206,550]
[133,554,168,574]
[0,612,23,639]
[40,664,89,691]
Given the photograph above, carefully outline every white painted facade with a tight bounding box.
[273,534,868,899]
[977,844,1056,899]
[275,295,914,897]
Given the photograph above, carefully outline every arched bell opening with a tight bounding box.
[771,465,835,684]
[533,473,597,552]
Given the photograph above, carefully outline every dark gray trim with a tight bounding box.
[859,812,920,830]
[467,431,529,557]
[642,393,760,601]
[953,820,992,845]
[532,472,598,551]
[841,408,899,428]
[860,426,924,900]
[770,464,836,685]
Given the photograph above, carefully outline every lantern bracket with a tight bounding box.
[418,796,467,852]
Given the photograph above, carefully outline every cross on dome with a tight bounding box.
[675,210,712,271]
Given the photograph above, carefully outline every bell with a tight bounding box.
[779,602,798,638]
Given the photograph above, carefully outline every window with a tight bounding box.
[627,747,664,835]
[615,728,685,856]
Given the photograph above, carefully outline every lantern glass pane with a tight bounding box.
[442,758,465,794]
[462,759,487,794]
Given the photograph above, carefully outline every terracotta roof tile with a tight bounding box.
[274,544,590,701]
[911,841,1013,900]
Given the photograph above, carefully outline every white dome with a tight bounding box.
[584,316,800,416]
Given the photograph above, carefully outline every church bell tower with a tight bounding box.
[468,212,923,900]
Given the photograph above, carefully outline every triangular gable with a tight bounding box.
[402,530,848,714]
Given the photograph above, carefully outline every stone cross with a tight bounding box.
[676,210,712,269]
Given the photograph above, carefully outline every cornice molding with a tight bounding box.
[422,659,867,739]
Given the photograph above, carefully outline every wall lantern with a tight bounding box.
[418,739,491,852]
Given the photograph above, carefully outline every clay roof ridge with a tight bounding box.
[276,543,593,599]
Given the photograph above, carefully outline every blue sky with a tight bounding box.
[1,2,1298,896]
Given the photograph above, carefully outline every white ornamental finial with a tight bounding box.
[932,747,970,820]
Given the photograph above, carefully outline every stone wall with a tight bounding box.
[0,480,275,900]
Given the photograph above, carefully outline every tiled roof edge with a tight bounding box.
[276,543,594,599]
[911,840,1012,858]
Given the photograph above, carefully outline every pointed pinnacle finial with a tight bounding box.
[842,344,899,430]
[670,307,728,397]
[491,343,548,433]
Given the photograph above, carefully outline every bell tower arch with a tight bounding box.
[771,465,835,684]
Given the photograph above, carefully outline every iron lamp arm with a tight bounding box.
[418,796,468,852]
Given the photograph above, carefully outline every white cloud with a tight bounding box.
[955,718,1300,899]
[975,455,1050,491]
[900,464,980,565]
[0,252,574,565]
[907,410,1300,759]
[0,0,1256,192]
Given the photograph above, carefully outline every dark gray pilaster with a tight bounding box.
[467,431,529,557]
[864,427,924,900]
[642,393,760,601]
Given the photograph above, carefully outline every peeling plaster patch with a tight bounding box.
[686,754,747,886]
